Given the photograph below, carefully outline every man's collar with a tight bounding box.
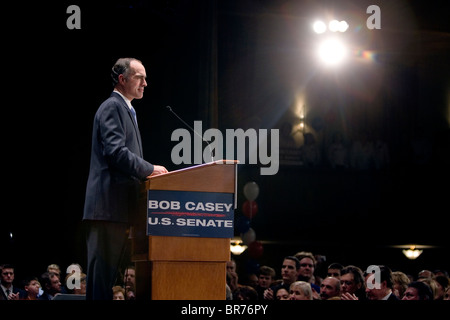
[113,90,132,110]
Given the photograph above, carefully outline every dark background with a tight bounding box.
[3,0,449,283]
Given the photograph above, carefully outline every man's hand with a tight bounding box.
[263,288,274,300]
[341,292,359,300]
[8,292,20,300]
[147,165,168,179]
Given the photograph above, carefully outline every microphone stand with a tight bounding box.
[166,106,215,162]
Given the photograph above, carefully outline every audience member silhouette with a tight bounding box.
[39,271,62,300]
[320,277,341,300]
[364,265,398,300]
[340,265,367,300]
[328,132,349,170]
[0,264,26,300]
[289,281,313,300]
[300,133,321,167]
[274,285,290,300]
[263,256,300,300]
[327,262,344,279]
[255,265,276,300]
[350,132,374,171]
[21,276,41,300]
[391,271,410,299]
[112,285,125,300]
[294,251,320,295]
[402,281,433,300]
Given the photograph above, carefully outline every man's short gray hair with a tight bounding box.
[111,57,142,87]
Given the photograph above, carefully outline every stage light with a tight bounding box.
[230,239,247,255]
[313,20,327,34]
[329,20,340,32]
[338,21,349,32]
[313,19,349,34]
[402,246,423,260]
[390,244,436,260]
[318,38,347,66]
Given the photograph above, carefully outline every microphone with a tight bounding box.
[166,106,215,162]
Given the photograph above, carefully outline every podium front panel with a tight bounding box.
[151,261,227,300]
[149,236,230,261]
[134,161,237,300]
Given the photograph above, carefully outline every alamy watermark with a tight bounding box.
[66,5,381,30]
[366,265,381,289]
[171,121,280,176]
[66,5,81,30]
[65,264,82,290]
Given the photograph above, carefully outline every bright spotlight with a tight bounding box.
[318,38,347,66]
[328,20,349,32]
[339,21,349,32]
[313,20,326,34]
[329,20,340,32]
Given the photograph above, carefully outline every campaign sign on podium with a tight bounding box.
[147,190,234,238]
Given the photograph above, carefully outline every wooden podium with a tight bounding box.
[133,160,238,300]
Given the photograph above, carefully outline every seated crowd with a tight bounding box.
[226,251,450,301]
[0,263,136,301]
[1,251,449,301]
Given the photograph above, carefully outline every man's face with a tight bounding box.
[226,261,236,273]
[121,60,147,100]
[340,273,359,294]
[298,258,314,279]
[281,259,298,284]
[124,268,136,287]
[48,274,61,294]
[320,277,340,300]
[365,274,386,300]
[258,274,272,288]
[327,268,341,279]
[1,268,14,285]
[26,280,41,295]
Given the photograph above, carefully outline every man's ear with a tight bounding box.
[118,74,126,84]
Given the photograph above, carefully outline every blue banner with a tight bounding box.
[147,190,234,238]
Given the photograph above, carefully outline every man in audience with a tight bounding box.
[364,265,399,300]
[263,256,300,300]
[255,265,276,299]
[340,265,367,300]
[39,271,62,300]
[320,277,341,300]
[0,264,26,300]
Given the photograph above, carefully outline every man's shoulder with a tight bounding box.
[97,93,126,114]
[101,92,124,107]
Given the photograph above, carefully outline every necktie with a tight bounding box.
[6,289,10,298]
[130,106,138,126]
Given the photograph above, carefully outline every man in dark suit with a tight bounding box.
[38,271,62,300]
[364,265,399,300]
[83,57,168,300]
[0,264,26,300]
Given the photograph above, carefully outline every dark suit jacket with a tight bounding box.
[386,292,399,300]
[0,286,26,300]
[83,92,154,223]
